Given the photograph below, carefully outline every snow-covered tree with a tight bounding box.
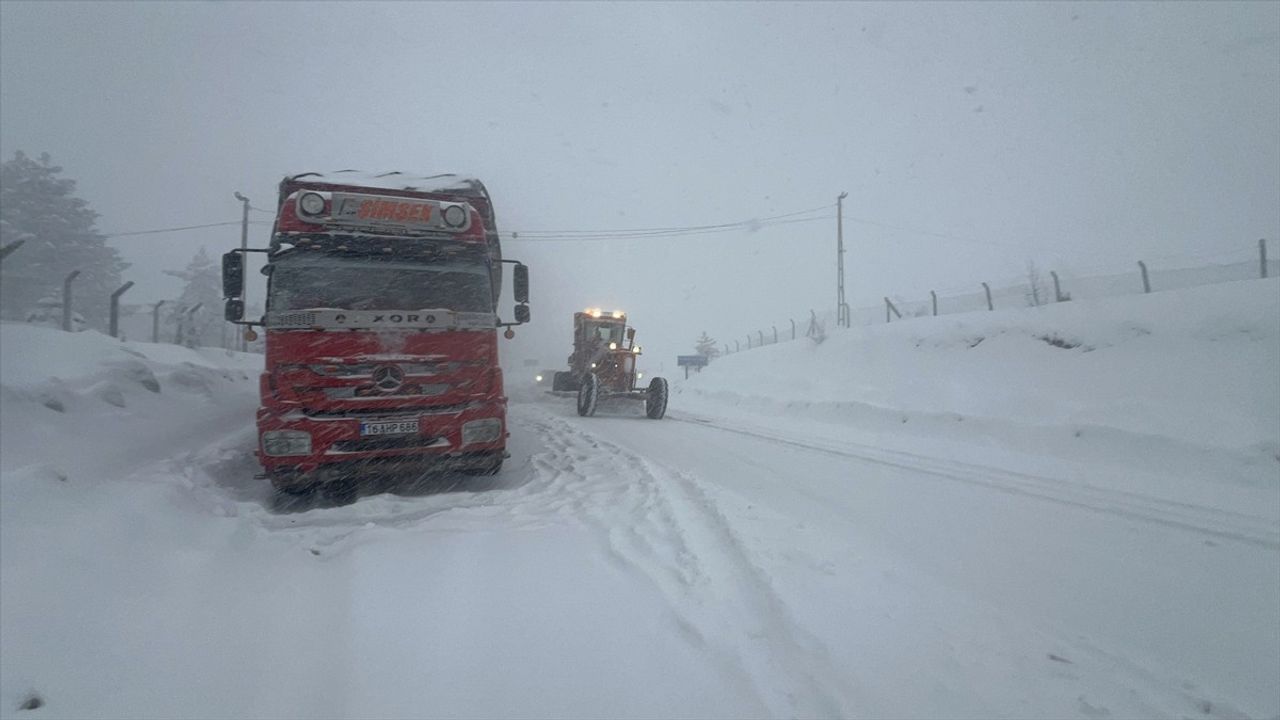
[164,247,222,347]
[0,151,128,328]
[694,331,720,359]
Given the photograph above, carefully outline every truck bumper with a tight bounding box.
[256,401,507,488]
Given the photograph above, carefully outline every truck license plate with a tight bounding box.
[360,419,419,437]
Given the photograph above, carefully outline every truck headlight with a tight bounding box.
[535,374,544,382]
[298,192,325,216]
[609,342,618,350]
[262,430,312,457]
[462,418,503,445]
[443,204,467,228]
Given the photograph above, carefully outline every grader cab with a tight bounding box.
[552,308,668,419]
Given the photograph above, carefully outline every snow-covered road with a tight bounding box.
[510,395,1279,719]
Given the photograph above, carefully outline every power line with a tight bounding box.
[105,221,242,238]
[508,215,835,243]
[511,204,835,238]
[104,220,272,238]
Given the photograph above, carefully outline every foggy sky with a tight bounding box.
[2,1,1277,369]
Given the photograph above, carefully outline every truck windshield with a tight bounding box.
[268,254,492,312]
[584,321,625,344]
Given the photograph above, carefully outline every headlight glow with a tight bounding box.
[535,374,543,382]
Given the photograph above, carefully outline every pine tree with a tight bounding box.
[694,331,720,359]
[0,151,128,328]
[164,247,222,347]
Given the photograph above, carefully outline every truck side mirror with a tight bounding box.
[627,327,636,341]
[225,298,244,322]
[514,304,530,324]
[513,263,529,304]
[222,251,244,299]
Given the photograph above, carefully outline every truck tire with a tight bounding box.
[577,373,599,417]
[270,487,315,513]
[322,478,358,506]
[463,456,504,476]
[645,377,669,419]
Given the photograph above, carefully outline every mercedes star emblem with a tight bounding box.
[372,364,405,392]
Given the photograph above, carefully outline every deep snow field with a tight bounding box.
[1,278,1277,719]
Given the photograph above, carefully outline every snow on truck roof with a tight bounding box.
[284,170,487,195]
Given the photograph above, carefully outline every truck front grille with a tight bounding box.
[330,436,448,453]
[303,402,476,419]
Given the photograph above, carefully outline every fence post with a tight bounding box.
[0,239,25,263]
[152,301,166,343]
[1138,261,1151,293]
[884,297,902,322]
[61,270,81,331]
[772,326,777,344]
[758,330,764,347]
[735,340,740,352]
[930,291,937,316]
[982,282,993,311]
[108,281,134,338]
[791,318,796,340]
[1261,239,1268,279]
[1050,271,1064,302]
[746,334,751,349]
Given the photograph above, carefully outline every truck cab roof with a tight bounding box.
[281,171,495,225]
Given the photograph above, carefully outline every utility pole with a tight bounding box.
[836,191,849,328]
[234,192,250,351]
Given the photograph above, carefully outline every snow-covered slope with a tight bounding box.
[680,278,1280,459]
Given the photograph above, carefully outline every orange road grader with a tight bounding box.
[551,308,668,419]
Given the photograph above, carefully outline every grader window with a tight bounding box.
[584,321,624,345]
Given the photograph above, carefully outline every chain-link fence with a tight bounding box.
[720,239,1275,355]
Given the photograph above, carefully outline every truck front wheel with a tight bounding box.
[577,373,599,417]
[645,377,669,419]
[322,478,358,506]
[462,456,504,476]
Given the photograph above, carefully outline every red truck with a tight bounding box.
[222,170,529,504]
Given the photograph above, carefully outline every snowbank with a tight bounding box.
[679,278,1280,457]
[0,323,261,477]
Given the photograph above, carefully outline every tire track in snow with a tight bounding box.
[672,414,1280,550]
[526,407,855,718]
